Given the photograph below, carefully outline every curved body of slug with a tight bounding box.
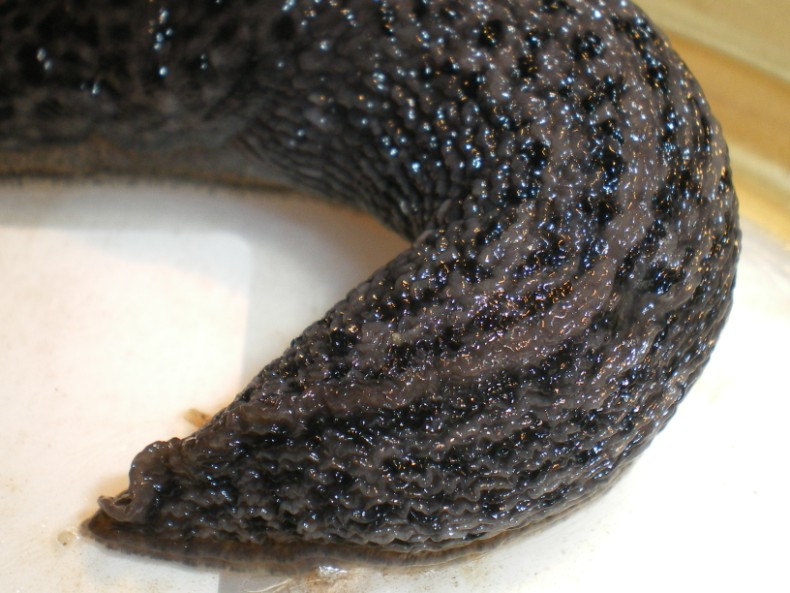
[1,0,738,567]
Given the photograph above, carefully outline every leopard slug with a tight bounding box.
[0,0,739,568]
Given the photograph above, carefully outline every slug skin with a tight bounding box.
[1,0,739,568]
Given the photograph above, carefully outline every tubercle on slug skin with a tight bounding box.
[0,0,738,568]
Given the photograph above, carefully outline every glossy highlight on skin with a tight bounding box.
[0,0,738,569]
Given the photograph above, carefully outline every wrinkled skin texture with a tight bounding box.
[0,0,738,568]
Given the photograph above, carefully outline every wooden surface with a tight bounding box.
[639,0,790,83]
[639,0,790,241]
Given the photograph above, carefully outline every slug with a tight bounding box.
[0,0,739,569]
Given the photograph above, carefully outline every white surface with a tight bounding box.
[1,182,788,593]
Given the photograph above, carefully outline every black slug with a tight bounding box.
[0,0,739,569]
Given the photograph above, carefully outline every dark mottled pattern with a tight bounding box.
[1,0,739,567]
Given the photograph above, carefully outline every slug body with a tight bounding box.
[1,0,738,567]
